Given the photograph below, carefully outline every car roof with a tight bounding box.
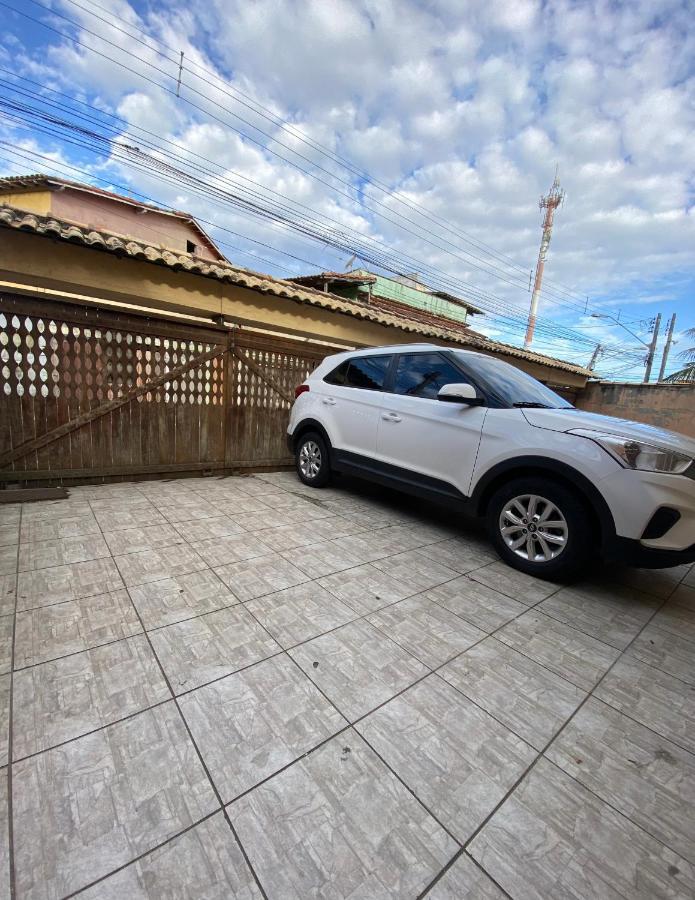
[320,343,496,363]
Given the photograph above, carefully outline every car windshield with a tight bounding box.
[455,352,574,409]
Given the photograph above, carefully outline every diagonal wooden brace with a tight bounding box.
[0,345,226,468]
[232,347,294,404]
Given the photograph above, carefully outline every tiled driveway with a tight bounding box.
[0,471,694,899]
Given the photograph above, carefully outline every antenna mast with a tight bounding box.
[524,170,565,349]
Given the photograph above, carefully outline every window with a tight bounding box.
[346,355,391,390]
[324,360,348,385]
[324,355,391,390]
[451,352,572,409]
[186,240,197,254]
[393,352,467,399]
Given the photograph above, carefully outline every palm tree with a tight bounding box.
[665,327,695,382]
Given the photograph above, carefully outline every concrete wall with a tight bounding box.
[576,382,695,437]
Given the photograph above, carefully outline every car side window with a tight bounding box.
[393,352,469,399]
[324,360,348,385]
[344,355,392,390]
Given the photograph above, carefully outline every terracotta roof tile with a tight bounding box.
[0,204,590,377]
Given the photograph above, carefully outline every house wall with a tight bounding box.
[354,271,469,325]
[576,382,695,438]
[1,188,221,260]
[50,190,221,260]
[0,191,52,216]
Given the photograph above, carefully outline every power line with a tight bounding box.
[8,0,613,318]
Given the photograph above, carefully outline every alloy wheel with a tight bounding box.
[499,493,568,563]
[298,440,322,479]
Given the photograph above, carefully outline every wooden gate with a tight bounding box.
[0,294,342,484]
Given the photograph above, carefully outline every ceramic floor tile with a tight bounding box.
[211,497,270,517]
[0,767,7,900]
[189,534,272,568]
[14,591,142,668]
[0,546,17,576]
[613,565,690,600]
[468,757,695,900]
[229,732,457,899]
[318,562,416,615]
[16,558,124,611]
[102,524,185,556]
[213,553,309,602]
[0,618,12,676]
[0,507,20,527]
[358,676,535,843]
[92,507,168,532]
[281,542,362,579]
[149,605,281,693]
[170,515,244,542]
[12,634,170,759]
[671,583,695,610]
[181,654,345,801]
[629,623,695,685]
[78,812,261,899]
[468,561,560,606]
[440,637,586,750]
[425,576,527,633]
[547,697,695,863]
[496,610,620,690]
[371,549,460,592]
[416,537,496,574]
[425,852,506,899]
[538,582,661,649]
[13,703,218,899]
[114,544,209,587]
[0,676,8,767]
[595,655,695,754]
[0,578,15,618]
[290,619,428,721]
[158,500,221,524]
[0,525,18,548]
[19,514,100,544]
[229,509,301,532]
[331,527,430,563]
[18,535,111,572]
[129,570,237,630]
[246,583,356,648]
[650,602,695,643]
[367,595,486,668]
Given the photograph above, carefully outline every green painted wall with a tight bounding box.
[353,271,469,325]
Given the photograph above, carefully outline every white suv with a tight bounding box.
[287,344,695,579]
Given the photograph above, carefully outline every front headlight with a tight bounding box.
[569,429,693,474]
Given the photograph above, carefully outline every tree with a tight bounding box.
[665,327,695,382]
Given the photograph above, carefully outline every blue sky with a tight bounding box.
[1,0,693,379]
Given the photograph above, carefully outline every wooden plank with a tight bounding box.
[232,347,294,404]
[0,344,225,468]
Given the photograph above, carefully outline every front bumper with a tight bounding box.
[605,536,695,569]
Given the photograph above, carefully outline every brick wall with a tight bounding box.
[575,382,695,438]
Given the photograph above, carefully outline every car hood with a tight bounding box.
[521,408,695,456]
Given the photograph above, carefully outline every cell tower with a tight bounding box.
[524,170,565,349]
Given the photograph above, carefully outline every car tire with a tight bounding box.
[295,431,331,487]
[486,476,592,581]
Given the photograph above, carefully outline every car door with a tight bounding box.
[376,351,487,496]
[319,353,393,457]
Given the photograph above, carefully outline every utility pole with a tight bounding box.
[657,313,677,382]
[524,170,565,349]
[588,344,602,371]
[643,313,662,383]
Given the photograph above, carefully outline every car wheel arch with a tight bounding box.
[471,456,615,547]
[291,419,333,454]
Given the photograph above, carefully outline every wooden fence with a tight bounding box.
[0,294,342,484]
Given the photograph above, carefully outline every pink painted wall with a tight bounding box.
[51,190,223,261]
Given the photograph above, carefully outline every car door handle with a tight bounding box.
[322,398,337,405]
[381,412,402,422]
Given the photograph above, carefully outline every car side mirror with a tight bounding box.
[437,383,484,406]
